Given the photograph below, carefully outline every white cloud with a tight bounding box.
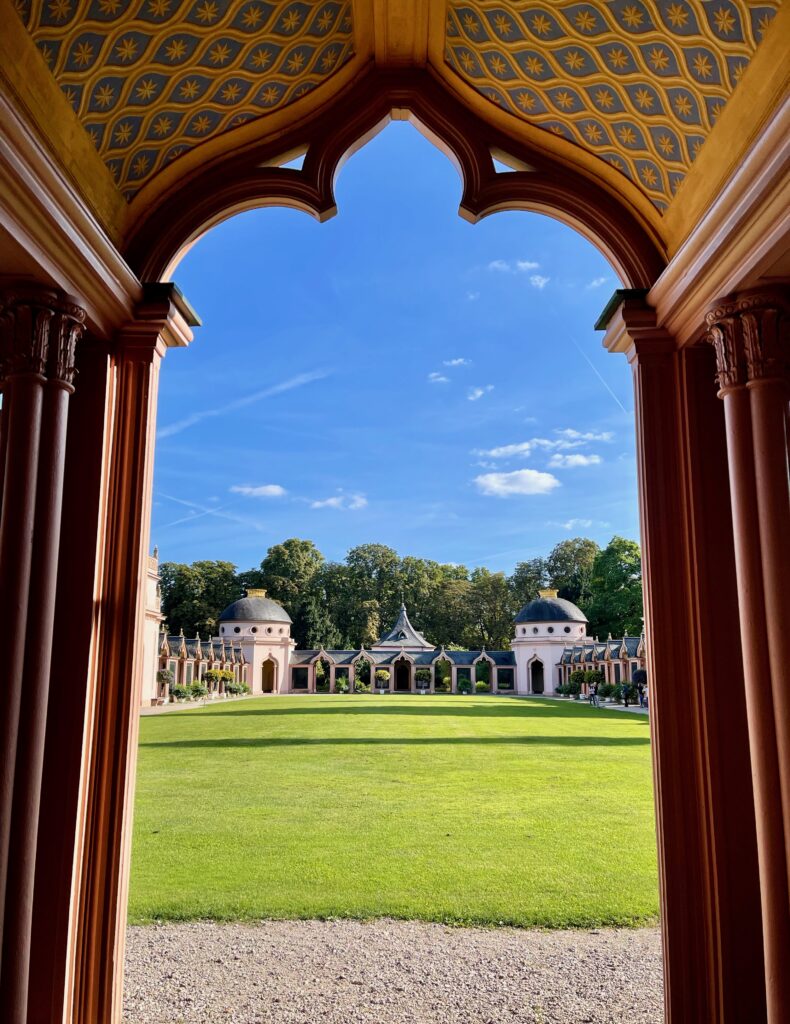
[466,291,480,301]
[487,259,541,274]
[310,492,367,511]
[428,372,449,383]
[586,276,609,289]
[530,275,550,289]
[230,484,287,498]
[555,428,614,442]
[474,428,613,461]
[559,518,594,530]
[474,469,560,497]
[157,369,330,439]
[548,453,602,468]
[468,385,494,401]
[474,437,582,459]
[443,357,471,367]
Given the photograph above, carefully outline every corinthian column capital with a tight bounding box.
[705,288,789,392]
[0,286,86,389]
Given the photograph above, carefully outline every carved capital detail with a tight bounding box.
[0,288,86,388]
[705,288,789,392]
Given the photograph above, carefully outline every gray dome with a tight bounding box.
[219,589,292,624]
[515,591,587,624]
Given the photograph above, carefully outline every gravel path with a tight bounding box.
[124,920,663,1024]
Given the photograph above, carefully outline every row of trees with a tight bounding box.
[159,535,643,650]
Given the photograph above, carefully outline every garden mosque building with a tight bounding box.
[144,578,646,703]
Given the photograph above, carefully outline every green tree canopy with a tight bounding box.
[159,560,239,637]
[510,557,548,611]
[586,536,643,638]
[545,537,600,606]
[466,568,512,649]
[155,533,641,651]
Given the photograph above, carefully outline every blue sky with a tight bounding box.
[153,122,638,573]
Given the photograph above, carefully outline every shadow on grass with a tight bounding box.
[140,734,650,750]
[189,701,650,724]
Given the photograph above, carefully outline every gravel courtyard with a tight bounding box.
[123,920,663,1024]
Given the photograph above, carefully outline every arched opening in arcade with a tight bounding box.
[530,659,545,696]
[38,114,754,1024]
[261,658,276,694]
[1,6,785,1016]
[393,656,413,693]
[315,656,332,694]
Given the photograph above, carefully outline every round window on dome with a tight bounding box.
[251,627,257,634]
[564,626,571,633]
[532,627,538,634]
[220,627,224,634]
[279,628,284,634]
[267,627,273,634]
[233,626,240,634]
[547,627,554,634]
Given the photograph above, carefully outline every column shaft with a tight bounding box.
[748,376,790,864]
[603,295,767,1022]
[0,370,43,955]
[0,290,84,1022]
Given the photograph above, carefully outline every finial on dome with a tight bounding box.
[246,588,267,598]
[538,588,558,599]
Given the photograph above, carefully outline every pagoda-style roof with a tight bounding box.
[374,604,434,650]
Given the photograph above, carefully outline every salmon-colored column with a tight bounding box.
[0,289,85,1024]
[741,293,790,875]
[602,294,765,1022]
[0,295,46,960]
[706,290,790,1024]
[66,287,194,1024]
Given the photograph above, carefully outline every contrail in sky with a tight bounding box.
[157,368,332,439]
[569,336,630,415]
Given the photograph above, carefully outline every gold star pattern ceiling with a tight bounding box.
[15,0,353,200]
[445,0,780,210]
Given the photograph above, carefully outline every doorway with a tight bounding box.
[530,660,544,695]
[262,660,276,693]
[394,658,411,692]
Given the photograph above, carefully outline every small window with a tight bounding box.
[547,627,554,634]
[267,626,273,634]
[533,627,538,634]
[234,626,241,634]
[564,626,571,633]
[251,627,257,634]
[279,627,284,634]
[220,626,225,634]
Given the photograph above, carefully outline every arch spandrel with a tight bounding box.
[442,0,781,213]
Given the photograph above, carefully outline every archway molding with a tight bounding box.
[125,69,666,289]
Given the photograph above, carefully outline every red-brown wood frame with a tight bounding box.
[1,51,787,1024]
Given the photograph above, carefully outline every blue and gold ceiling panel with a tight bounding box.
[15,0,354,200]
[445,0,780,210]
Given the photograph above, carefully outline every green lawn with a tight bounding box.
[129,695,658,928]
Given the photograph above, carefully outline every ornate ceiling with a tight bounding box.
[11,0,783,212]
[445,0,780,210]
[14,0,354,200]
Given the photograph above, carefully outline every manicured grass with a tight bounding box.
[129,695,658,928]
